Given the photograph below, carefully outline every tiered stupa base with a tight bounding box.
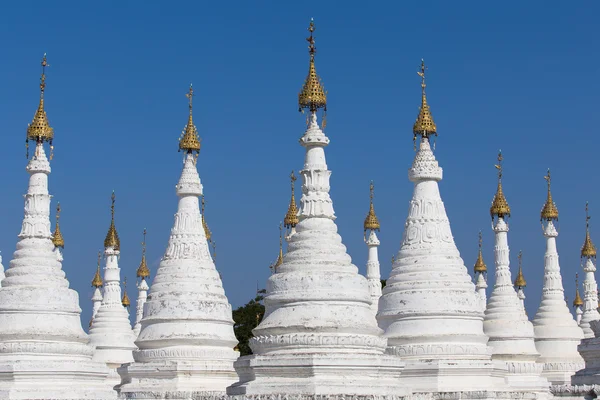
[0,359,116,399]
[228,352,408,396]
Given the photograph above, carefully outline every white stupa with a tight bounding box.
[514,251,527,314]
[532,170,584,385]
[90,251,104,328]
[377,60,504,393]
[579,203,600,338]
[574,274,584,325]
[117,85,239,397]
[227,20,406,397]
[88,192,137,368]
[133,229,150,337]
[474,232,488,312]
[483,152,547,391]
[364,181,382,315]
[283,171,299,242]
[0,54,115,399]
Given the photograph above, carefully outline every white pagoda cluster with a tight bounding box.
[4,23,600,400]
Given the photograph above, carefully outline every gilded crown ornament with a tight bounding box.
[364,181,380,237]
[540,169,559,222]
[104,191,121,250]
[275,223,284,269]
[284,171,300,229]
[582,202,597,259]
[179,84,201,155]
[573,273,584,307]
[26,53,54,159]
[136,228,150,279]
[298,19,327,120]
[413,59,437,144]
[52,202,65,248]
[514,250,526,288]
[474,231,486,273]
[490,151,511,219]
[91,251,103,288]
[201,195,212,242]
[121,277,131,308]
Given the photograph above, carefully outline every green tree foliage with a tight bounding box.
[233,289,266,356]
[381,279,386,288]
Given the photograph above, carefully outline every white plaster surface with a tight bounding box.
[476,273,488,312]
[366,230,382,315]
[580,258,600,338]
[572,320,600,387]
[132,277,149,337]
[378,137,503,393]
[532,220,584,385]
[0,143,115,399]
[227,114,407,397]
[118,153,239,397]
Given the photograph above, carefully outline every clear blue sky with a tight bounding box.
[0,2,598,326]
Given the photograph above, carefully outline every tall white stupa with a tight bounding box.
[88,192,137,368]
[483,152,546,391]
[133,229,150,337]
[227,20,407,397]
[377,60,504,393]
[474,232,488,312]
[90,251,104,327]
[579,203,600,338]
[364,181,382,315]
[0,252,4,285]
[117,85,239,397]
[0,54,115,399]
[514,251,527,313]
[532,169,584,385]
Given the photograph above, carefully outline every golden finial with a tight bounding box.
[474,231,487,273]
[582,202,597,259]
[178,84,201,155]
[284,171,299,229]
[201,195,212,242]
[104,191,120,250]
[121,277,131,308]
[136,228,150,279]
[275,223,284,269]
[490,151,511,219]
[391,255,396,266]
[298,19,327,114]
[413,59,437,143]
[514,250,526,289]
[364,181,380,237]
[91,251,103,288]
[26,53,55,159]
[211,240,217,262]
[52,202,65,248]
[540,169,559,221]
[573,273,584,307]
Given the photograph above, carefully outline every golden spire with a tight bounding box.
[490,151,511,219]
[91,251,103,288]
[540,169,559,222]
[275,223,284,268]
[573,273,584,307]
[284,171,299,229]
[121,277,131,308]
[201,195,212,242]
[364,181,380,236]
[298,19,327,113]
[581,202,597,259]
[104,191,120,250]
[211,240,217,263]
[178,84,201,154]
[514,250,526,288]
[136,228,150,279]
[413,59,437,141]
[474,231,487,274]
[26,53,54,158]
[52,202,65,248]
